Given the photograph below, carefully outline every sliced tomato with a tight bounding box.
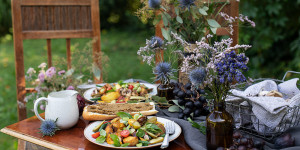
[120,130,130,138]
[128,85,134,90]
[107,87,112,90]
[92,132,100,139]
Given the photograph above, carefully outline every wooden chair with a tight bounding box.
[11,0,102,148]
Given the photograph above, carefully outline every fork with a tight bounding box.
[160,121,175,149]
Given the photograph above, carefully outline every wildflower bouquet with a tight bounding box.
[136,0,255,43]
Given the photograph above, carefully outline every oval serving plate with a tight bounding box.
[83,83,157,103]
[84,116,181,149]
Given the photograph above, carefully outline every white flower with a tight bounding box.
[38,63,47,69]
[26,67,36,75]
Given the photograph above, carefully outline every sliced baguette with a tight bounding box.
[82,102,158,121]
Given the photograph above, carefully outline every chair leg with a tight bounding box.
[18,139,26,150]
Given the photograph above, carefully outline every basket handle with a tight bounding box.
[282,71,300,81]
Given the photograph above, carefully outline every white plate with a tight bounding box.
[83,83,157,102]
[84,117,181,149]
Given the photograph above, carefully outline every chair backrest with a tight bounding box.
[11,0,102,121]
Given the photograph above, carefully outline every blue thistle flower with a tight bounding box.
[39,119,60,137]
[148,0,161,9]
[189,68,206,86]
[150,36,164,49]
[179,0,195,9]
[154,62,176,84]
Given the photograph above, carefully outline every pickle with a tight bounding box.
[92,121,105,132]
[149,137,164,144]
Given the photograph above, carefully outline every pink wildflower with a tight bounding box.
[38,72,45,82]
[45,67,56,78]
[66,86,75,90]
[58,70,66,75]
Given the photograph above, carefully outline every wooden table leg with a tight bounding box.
[25,141,50,150]
[18,139,25,150]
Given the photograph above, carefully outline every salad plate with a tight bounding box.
[84,116,181,149]
[83,83,157,103]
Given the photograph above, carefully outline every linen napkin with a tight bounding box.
[227,79,300,133]
[156,106,207,150]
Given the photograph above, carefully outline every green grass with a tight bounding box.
[0,29,154,149]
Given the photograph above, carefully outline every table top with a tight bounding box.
[1,114,191,150]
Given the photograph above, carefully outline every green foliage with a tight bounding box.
[240,0,300,79]
[0,0,11,36]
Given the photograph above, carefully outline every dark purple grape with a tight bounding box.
[194,109,201,117]
[183,108,192,115]
[184,83,192,89]
[274,133,295,149]
[238,145,247,150]
[178,99,186,106]
[185,90,192,97]
[240,138,248,145]
[216,147,224,150]
[233,131,242,139]
[194,101,203,108]
[250,148,259,150]
[253,140,264,149]
[77,94,85,116]
[229,145,237,150]
[192,91,198,97]
[185,101,194,108]
[202,106,210,115]
[198,88,205,94]
[178,113,184,119]
[198,96,206,103]
[173,88,180,95]
[177,91,186,98]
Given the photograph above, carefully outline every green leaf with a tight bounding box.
[168,105,181,112]
[199,8,208,15]
[106,89,115,93]
[161,28,171,41]
[121,143,129,147]
[175,8,179,15]
[92,63,101,80]
[207,19,221,28]
[187,118,206,135]
[162,14,169,27]
[138,140,149,146]
[176,16,183,24]
[116,112,133,119]
[136,129,145,137]
[210,27,218,34]
[145,123,162,134]
[203,6,209,11]
[96,136,106,143]
[110,134,121,147]
[172,100,185,110]
[152,95,169,104]
[136,143,143,147]
[64,68,74,77]
[100,129,106,137]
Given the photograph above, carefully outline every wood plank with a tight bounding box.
[25,88,36,93]
[1,128,68,150]
[216,27,230,36]
[12,0,27,121]
[22,30,93,39]
[21,0,91,6]
[47,39,52,67]
[90,0,102,83]
[66,39,71,69]
[230,0,239,45]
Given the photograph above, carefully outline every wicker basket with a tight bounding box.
[226,71,300,141]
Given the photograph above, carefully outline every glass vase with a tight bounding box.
[206,100,234,150]
[157,83,174,101]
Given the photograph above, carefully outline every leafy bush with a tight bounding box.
[240,0,300,79]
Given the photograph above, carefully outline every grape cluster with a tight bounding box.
[77,94,85,116]
[172,82,210,120]
[217,131,265,150]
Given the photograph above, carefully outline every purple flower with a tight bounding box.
[66,86,74,90]
[189,68,206,86]
[58,70,66,75]
[179,0,195,9]
[148,0,161,9]
[150,36,164,49]
[38,72,45,82]
[45,67,56,78]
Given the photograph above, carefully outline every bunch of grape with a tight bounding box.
[172,82,210,120]
[217,131,265,150]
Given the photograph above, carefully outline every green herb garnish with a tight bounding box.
[136,129,145,137]
[116,112,133,119]
[145,123,162,134]
[187,117,206,135]
[138,140,149,146]
[110,134,121,147]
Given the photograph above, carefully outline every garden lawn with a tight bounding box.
[0,29,153,150]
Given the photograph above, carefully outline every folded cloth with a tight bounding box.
[156,106,207,150]
[227,79,300,133]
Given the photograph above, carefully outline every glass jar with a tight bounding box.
[157,84,174,101]
[206,100,234,150]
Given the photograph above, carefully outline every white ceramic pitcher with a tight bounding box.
[34,90,79,129]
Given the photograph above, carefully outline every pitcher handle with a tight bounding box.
[34,97,48,121]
